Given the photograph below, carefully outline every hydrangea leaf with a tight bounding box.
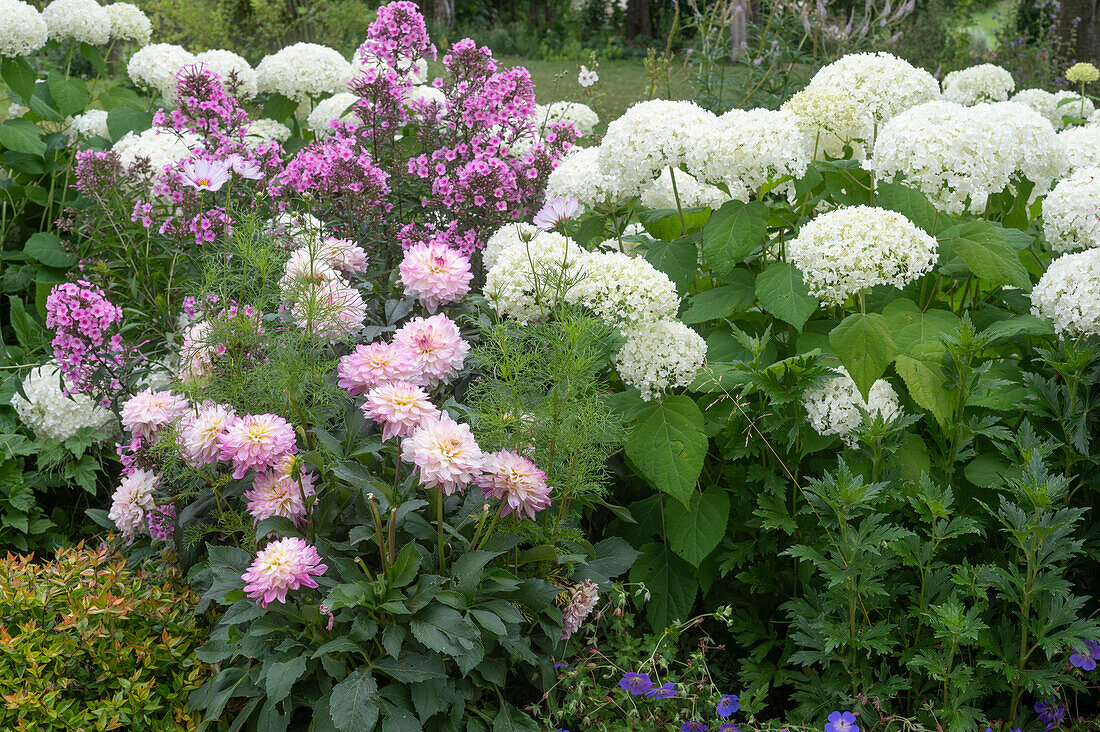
[106,108,153,144]
[681,271,755,324]
[895,353,953,428]
[666,486,730,567]
[0,57,36,104]
[46,71,89,117]
[0,119,46,157]
[702,199,768,276]
[942,221,1032,291]
[755,261,818,331]
[829,312,897,400]
[643,237,698,295]
[876,180,940,235]
[629,542,699,629]
[624,396,707,508]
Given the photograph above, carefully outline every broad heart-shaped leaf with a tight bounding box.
[264,656,307,705]
[0,119,46,157]
[643,236,698,295]
[702,199,768,276]
[624,396,707,508]
[755,261,818,331]
[47,71,89,117]
[329,667,379,732]
[881,299,959,357]
[637,206,709,242]
[666,486,730,566]
[629,543,699,629]
[107,107,154,144]
[681,270,755,324]
[876,180,940,234]
[895,354,953,428]
[23,232,75,268]
[829,312,897,400]
[942,220,1031,291]
[1,57,36,103]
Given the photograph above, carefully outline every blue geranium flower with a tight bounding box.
[717,694,739,718]
[680,722,709,732]
[825,711,859,732]
[618,672,653,695]
[644,681,677,699]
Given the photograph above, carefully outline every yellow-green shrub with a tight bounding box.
[0,543,209,731]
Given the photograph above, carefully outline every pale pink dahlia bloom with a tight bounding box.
[477,449,553,520]
[108,468,159,543]
[177,320,219,383]
[560,579,599,640]
[280,247,342,292]
[336,342,417,396]
[244,455,316,525]
[398,242,473,312]
[292,280,368,343]
[392,314,469,387]
[319,237,369,275]
[401,413,485,495]
[362,380,438,441]
[218,413,297,479]
[120,388,189,440]
[242,537,328,607]
[179,402,236,465]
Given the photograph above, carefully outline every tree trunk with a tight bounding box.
[728,0,751,60]
[625,0,651,40]
[434,0,456,31]
[1059,0,1100,64]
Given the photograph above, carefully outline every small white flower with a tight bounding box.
[578,65,599,87]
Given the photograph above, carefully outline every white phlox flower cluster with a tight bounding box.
[566,250,680,328]
[1057,124,1100,171]
[684,108,812,201]
[113,127,200,172]
[544,146,622,209]
[484,232,588,322]
[787,205,937,305]
[11,363,116,441]
[941,63,1015,105]
[0,0,48,58]
[105,2,150,45]
[128,43,196,100]
[805,52,940,123]
[1011,88,1094,129]
[615,319,707,400]
[869,100,1066,214]
[70,109,109,140]
[781,87,874,160]
[534,101,600,138]
[195,49,258,99]
[1042,168,1100,252]
[803,366,903,446]
[597,99,716,197]
[256,43,355,103]
[246,118,292,146]
[307,93,359,136]
[482,222,540,271]
[641,167,731,210]
[1030,248,1100,336]
[42,0,111,46]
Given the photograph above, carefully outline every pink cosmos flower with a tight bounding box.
[319,237,369,275]
[336,342,417,396]
[392,313,469,387]
[477,449,552,520]
[532,196,580,231]
[179,402,236,465]
[225,153,263,179]
[362,381,439,441]
[291,280,368,343]
[400,413,485,495]
[242,537,328,607]
[108,468,159,544]
[120,388,190,441]
[244,455,317,526]
[560,579,599,640]
[218,413,297,479]
[180,158,231,192]
[397,241,473,312]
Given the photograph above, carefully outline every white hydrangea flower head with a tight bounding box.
[128,43,196,100]
[806,52,940,123]
[685,108,811,200]
[615,319,707,400]
[1042,168,1100,252]
[1011,88,1094,129]
[567,250,680,329]
[105,2,150,45]
[306,93,359,136]
[112,127,200,172]
[781,87,874,160]
[534,101,600,138]
[545,146,622,209]
[597,99,716,197]
[256,43,355,103]
[0,0,48,58]
[788,206,937,305]
[482,222,540,271]
[108,468,159,543]
[803,366,902,445]
[1058,124,1100,171]
[641,167,731,210]
[941,64,1015,105]
[984,101,1068,192]
[195,49,258,99]
[484,232,589,323]
[1030,248,1100,336]
[11,363,116,441]
[245,118,292,146]
[42,0,111,45]
[70,108,109,140]
[404,84,446,110]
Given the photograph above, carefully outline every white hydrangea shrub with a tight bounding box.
[245,118,292,146]
[128,43,196,100]
[112,127,200,172]
[805,52,940,123]
[616,319,708,400]
[534,101,600,138]
[802,366,902,446]
[566,251,680,329]
[544,147,622,209]
[70,109,109,140]
[484,232,589,322]
[195,49,258,99]
[1011,88,1094,129]
[256,43,355,103]
[640,168,731,210]
[1042,168,1100,252]
[1058,125,1100,171]
[306,93,359,136]
[1030,248,1100,336]
[482,222,540,271]
[0,0,48,58]
[781,87,874,160]
[11,363,116,441]
[41,0,111,46]
[105,2,150,45]
[941,64,1015,105]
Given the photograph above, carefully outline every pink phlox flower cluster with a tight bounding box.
[182,293,221,320]
[179,401,237,465]
[400,412,485,495]
[392,313,469,387]
[218,412,298,479]
[398,240,472,312]
[242,536,327,608]
[359,0,437,73]
[477,449,552,520]
[336,342,417,396]
[560,579,599,640]
[244,455,317,526]
[162,66,252,143]
[348,65,411,138]
[120,388,190,441]
[116,434,149,476]
[147,503,177,542]
[45,280,128,400]
[362,380,438,441]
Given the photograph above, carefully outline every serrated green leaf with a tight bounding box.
[829,312,897,399]
[876,180,940,234]
[756,261,818,330]
[106,107,153,144]
[329,668,379,732]
[624,396,707,507]
[629,543,698,629]
[0,119,46,157]
[943,221,1031,290]
[681,271,755,324]
[264,656,306,705]
[895,354,953,428]
[1,57,36,103]
[23,232,75,268]
[47,71,89,117]
[702,199,768,276]
[643,237,698,294]
[666,486,730,566]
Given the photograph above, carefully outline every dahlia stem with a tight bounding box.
[436,487,446,574]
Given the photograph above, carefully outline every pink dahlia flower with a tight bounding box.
[108,468,159,544]
[292,280,368,343]
[319,237,369,275]
[244,456,316,525]
[180,158,231,192]
[179,402,236,465]
[560,579,599,640]
[392,314,469,387]
[177,321,219,383]
[477,449,552,520]
[336,341,416,396]
[218,413,297,479]
[242,536,328,607]
[280,247,342,292]
[400,413,485,495]
[120,388,190,441]
[533,196,580,231]
[398,241,473,312]
[362,381,438,441]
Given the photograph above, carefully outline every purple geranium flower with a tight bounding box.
[533,196,580,231]
[1069,639,1100,670]
[680,722,709,732]
[825,711,859,732]
[618,672,653,695]
[644,681,677,699]
[719,725,741,732]
[717,694,739,718]
[1034,700,1065,729]
[180,158,230,192]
